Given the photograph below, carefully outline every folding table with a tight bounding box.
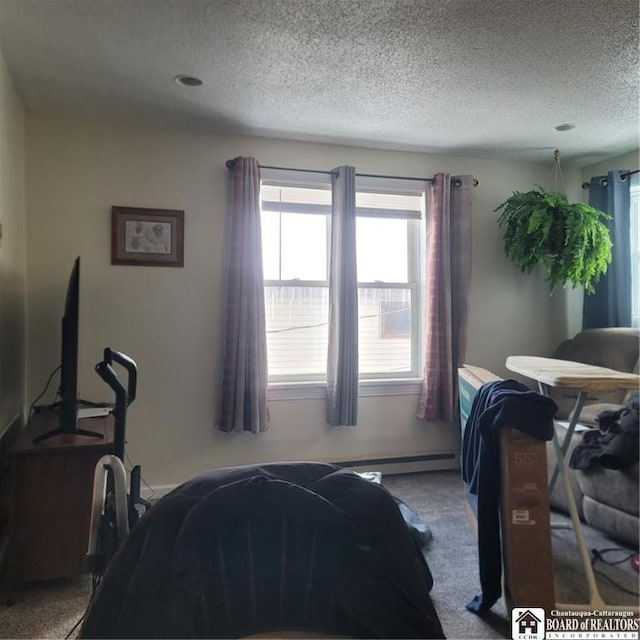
[506,355,639,612]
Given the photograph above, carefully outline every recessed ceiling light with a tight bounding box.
[174,75,203,87]
[554,123,576,132]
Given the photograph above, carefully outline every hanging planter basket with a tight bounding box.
[494,186,612,294]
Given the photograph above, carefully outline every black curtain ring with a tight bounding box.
[599,178,608,188]
[452,177,479,188]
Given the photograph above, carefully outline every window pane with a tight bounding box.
[357,217,408,283]
[265,285,329,379]
[261,211,328,281]
[261,210,280,280]
[281,213,327,280]
[358,287,413,376]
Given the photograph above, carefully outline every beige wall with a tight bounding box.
[25,112,572,488]
[0,50,26,437]
[581,150,639,184]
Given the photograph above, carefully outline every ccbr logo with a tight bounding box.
[512,607,546,640]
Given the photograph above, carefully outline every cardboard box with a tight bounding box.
[458,364,555,613]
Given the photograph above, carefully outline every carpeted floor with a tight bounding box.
[1,470,638,639]
[386,471,639,640]
[385,471,512,639]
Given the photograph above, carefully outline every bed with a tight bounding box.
[79,462,445,639]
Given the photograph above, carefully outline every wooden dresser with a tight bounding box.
[6,410,113,601]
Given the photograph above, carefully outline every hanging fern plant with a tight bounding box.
[494,187,612,294]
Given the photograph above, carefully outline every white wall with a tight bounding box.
[25,112,572,488]
[0,49,26,437]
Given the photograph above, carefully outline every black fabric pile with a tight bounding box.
[570,400,640,471]
[79,462,445,639]
[461,379,557,615]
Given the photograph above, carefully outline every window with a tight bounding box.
[260,170,425,385]
[630,174,640,328]
[354,181,423,379]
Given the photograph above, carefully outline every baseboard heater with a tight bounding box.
[142,453,460,501]
[333,452,458,475]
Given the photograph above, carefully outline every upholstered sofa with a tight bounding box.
[546,328,639,547]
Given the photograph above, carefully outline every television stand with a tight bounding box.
[6,412,114,603]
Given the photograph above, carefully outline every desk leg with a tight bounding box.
[553,422,606,609]
[543,386,588,493]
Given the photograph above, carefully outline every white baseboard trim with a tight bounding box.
[140,453,459,501]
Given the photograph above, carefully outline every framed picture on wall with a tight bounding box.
[111,206,184,267]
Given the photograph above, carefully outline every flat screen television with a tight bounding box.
[33,257,103,443]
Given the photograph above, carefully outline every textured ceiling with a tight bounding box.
[0,0,638,166]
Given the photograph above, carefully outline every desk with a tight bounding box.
[6,410,114,602]
[506,355,639,612]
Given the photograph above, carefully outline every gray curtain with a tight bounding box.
[582,170,632,329]
[327,166,358,426]
[417,174,473,422]
[218,157,269,433]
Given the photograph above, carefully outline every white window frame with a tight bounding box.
[261,169,426,399]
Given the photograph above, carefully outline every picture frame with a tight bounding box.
[111,206,184,267]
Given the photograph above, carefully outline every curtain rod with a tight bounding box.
[228,161,479,187]
[581,169,639,190]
